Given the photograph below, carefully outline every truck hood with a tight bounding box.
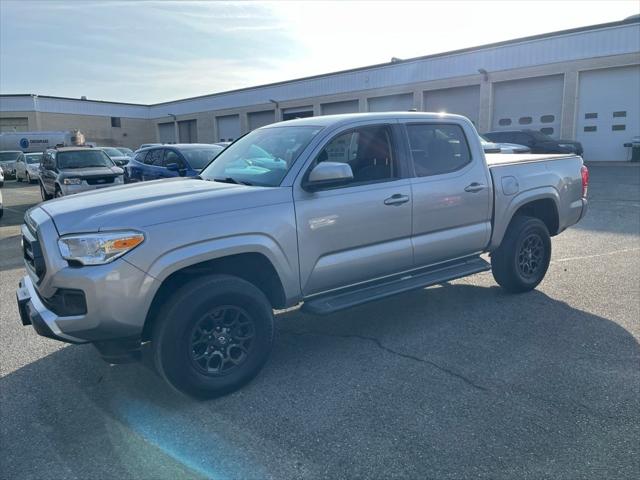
[39,177,291,235]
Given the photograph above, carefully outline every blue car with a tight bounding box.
[125,143,225,182]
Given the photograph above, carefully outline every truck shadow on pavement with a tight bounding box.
[1,284,638,479]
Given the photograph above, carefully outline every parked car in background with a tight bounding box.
[125,143,224,182]
[39,146,124,200]
[116,147,134,157]
[0,150,23,178]
[96,146,130,167]
[16,152,43,183]
[479,135,530,154]
[16,113,589,398]
[0,166,4,187]
[484,130,583,155]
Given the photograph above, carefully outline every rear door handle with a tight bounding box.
[464,182,487,193]
[384,194,410,206]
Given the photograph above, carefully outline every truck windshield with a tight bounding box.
[200,126,322,186]
[57,150,114,169]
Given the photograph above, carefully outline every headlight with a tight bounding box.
[63,178,82,185]
[58,231,144,265]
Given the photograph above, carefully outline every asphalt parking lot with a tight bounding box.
[1,166,639,480]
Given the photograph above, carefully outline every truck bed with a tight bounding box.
[485,153,578,168]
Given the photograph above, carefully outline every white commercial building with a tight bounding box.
[1,16,639,161]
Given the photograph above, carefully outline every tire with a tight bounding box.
[152,274,274,398]
[40,181,52,201]
[26,172,31,184]
[54,186,63,198]
[491,215,551,293]
[16,174,22,183]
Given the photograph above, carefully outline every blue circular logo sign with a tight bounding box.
[20,138,29,149]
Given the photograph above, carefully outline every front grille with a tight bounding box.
[85,176,116,186]
[22,222,46,282]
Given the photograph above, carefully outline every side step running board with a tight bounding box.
[302,256,491,315]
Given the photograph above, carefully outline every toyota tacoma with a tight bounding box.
[16,113,588,397]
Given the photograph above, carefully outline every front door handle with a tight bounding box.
[464,182,487,193]
[384,194,410,206]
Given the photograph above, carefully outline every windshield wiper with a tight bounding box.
[213,177,253,186]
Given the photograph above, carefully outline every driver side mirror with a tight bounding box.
[304,162,354,191]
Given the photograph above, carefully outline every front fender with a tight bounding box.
[490,186,560,250]
[140,233,301,304]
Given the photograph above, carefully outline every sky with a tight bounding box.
[1,0,638,104]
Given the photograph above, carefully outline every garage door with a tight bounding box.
[368,93,414,112]
[424,86,480,126]
[577,66,640,162]
[492,75,564,138]
[321,100,359,115]
[217,114,240,142]
[158,122,176,143]
[248,110,275,131]
[0,117,28,132]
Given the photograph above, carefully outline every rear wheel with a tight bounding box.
[54,186,63,198]
[152,274,274,398]
[491,215,551,293]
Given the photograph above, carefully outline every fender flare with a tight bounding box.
[143,233,301,303]
[490,186,560,250]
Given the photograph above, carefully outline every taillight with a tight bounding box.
[581,165,589,198]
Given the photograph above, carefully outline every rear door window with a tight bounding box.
[146,149,163,166]
[134,151,148,163]
[406,124,471,177]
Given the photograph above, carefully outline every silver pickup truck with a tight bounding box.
[16,113,588,397]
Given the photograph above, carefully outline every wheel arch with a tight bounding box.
[141,251,288,342]
[490,188,560,250]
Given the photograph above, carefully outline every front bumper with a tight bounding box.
[17,275,86,343]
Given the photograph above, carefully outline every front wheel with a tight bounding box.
[491,215,551,293]
[40,181,53,201]
[152,274,274,398]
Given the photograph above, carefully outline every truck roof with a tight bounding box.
[263,112,471,129]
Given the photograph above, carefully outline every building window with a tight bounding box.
[540,127,554,135]
[612,124,626,131]
[518,116,532,125]
[613,111,627,118]
[583,126,597,132]
[584,112,597,119]
[540,115,555,123]
[111,117,121,128]
[498,118,511,126]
